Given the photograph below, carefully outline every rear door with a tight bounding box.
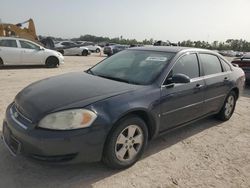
[0,39,22,65]
[19,40,44,65]
[66,42,80,55]
[160,53,206,132]
[199,53,232,114]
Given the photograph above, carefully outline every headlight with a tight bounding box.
[38,109,97,130]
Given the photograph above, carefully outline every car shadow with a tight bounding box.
[0,65,47,70]
[144,117,221,158]
[0,117,222,188]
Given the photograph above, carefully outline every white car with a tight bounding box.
[0,37,64,68]
[55,41,90,56]
[76,41,101,53]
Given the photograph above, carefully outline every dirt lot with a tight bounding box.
[0,54,250,188]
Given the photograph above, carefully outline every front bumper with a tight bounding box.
[58,55,64,64]
[2,105,107,163]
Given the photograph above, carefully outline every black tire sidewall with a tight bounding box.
[82,50,88,56]
[0,58,3,66]
[45,56,59,68]
[103,116,148,169]
[58,50,64,55]
[217,91,237,121]
[96,48,100,53]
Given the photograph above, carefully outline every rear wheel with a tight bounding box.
[216,91,236,121]
[82,50,88,56]
[58,50,64,55]
[96,48,100,53]
[45,56,59,68]
[0,58,3,66]
[103,116,148,169]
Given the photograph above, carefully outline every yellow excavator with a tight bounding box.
[0,18,54,49]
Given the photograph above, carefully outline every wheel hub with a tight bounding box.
[115,125,143,162]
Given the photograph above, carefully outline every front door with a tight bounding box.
[19,40,44,65]
[159,53,205,132]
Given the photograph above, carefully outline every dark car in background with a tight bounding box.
[231,53,250,83]
[103,44,129,56]
[2,47,245,169]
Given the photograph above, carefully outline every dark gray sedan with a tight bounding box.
[2,47,245,169]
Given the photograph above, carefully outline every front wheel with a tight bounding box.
[216,91,237,121]
[45,56,59,68]
[82,50,88,56]
[0,58,4,66]
[103,116,148,169]
[96,48,100,53]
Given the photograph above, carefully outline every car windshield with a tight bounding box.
[89,50,175,85]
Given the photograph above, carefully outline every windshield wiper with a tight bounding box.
[86,68,95,75]
[97,74,139,85]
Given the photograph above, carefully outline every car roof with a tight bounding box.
[0,36,40,44]
[0,36,23,40]
[129,46,215,54]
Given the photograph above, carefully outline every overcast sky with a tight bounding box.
[1,0,250,42]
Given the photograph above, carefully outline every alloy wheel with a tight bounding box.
[225,95,235,117]
[115,125,143,162]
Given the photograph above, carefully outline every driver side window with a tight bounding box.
[20,40,40,50]
[166,53,200,84]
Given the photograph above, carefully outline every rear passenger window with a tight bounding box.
[200,54,222,75]
[171,54,199,79]
[0,39,17,48]
[220,58,231,72]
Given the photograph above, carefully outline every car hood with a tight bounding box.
[44,48,60,55]
[14,72,137,123]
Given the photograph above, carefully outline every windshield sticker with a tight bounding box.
[146,57,167,61]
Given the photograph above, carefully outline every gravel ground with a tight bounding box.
[0,54,249,188]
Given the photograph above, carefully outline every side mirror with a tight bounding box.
[39,46,45,51]
[171,73,191,84]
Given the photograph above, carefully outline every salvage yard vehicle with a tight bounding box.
[75,41,102,53]
[55,41,90,56]
[2,46,245,169]
[0,37,63,68]
[103,44,128,56]
[231,53,250,82]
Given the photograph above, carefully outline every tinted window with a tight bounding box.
[171,54,199,79]
[200,54,222,75]
[85,42,94,46]
[220,58,231,72]
[61,42,75,46]
[0,39,17,48]
[20,40,39,50]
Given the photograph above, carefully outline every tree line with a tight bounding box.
[43,34,250,52]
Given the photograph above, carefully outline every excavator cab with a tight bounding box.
[0,18,55,49]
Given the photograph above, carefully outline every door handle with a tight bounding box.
[195,84,203,89]
[224,77,229,82]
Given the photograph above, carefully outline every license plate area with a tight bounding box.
[2,122,21,156]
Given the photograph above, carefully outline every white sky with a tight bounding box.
[1,0,250,42]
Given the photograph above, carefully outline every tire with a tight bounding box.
[216,91,237,121]
[96,48,100,53]
[0,58,3,66]
[82,50,88,56]
[103,115,148,169]
[58,50,64,55]
[45,56,59,68]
